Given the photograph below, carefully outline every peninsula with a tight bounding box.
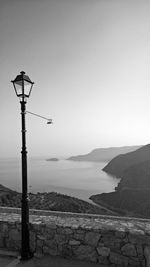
[90,144,150,218]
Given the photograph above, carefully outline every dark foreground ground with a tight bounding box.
[0,255,108,267]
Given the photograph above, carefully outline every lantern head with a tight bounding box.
[11,71,34,102]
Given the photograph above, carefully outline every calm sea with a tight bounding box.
[0,158,119,202]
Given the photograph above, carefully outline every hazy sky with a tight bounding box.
[1,0,150,158]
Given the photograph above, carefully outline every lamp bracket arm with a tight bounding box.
[26,111,53,123]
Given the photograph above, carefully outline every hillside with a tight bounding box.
[103,144,150,177]
[117,160,150,191]
[0,184,17,194]
[91,145,150,218]
[90,189,150,218]
[0,184,116,215]
[67,145,140,162]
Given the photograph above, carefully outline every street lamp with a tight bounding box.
[11,71,34,260]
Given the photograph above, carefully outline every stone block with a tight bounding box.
[43,245,58,256]
[30,231,36,251]
[48,247,58,256]
[37,239,43,248]
[69,240,80,246]
[44,239,57,249]
[129,234,150,245]
[15,222,21,231]
[97,246,110,257]
[65,228,73,235]
[115,231,126,239]
[102,235,122,250]
[35,246,43,255]
[0,236,4,247]
[42,226,56,238]
[98,255,110,265]
[123,236,129,244]
[136,244,144,258]
[130,229,145,235]
[43,246,49,254]
[55,234,67,244]
[71,224,79,230]
[84,231,101,246]
[102,239,120,250]
[5,238,21,250]
[33,223,41,232]
[47,223,56,229]
[45,231,55,240]
[1,223,8,236]
[109,252,128,267]
[8,222,16,228]
[59,244,72,258]
[73,233,84,241]
[37,234,47,241]
[73,245,97,262]
[144,245,150,267]
[141,259,146,267]
[9,229,21,241]
[57,227,73,235]
[76,229,85,234]
[56,227,63,234]
[129,257,141,267]
[97,242,104,247]
[121,243,137,257]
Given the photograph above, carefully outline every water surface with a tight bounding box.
[0,158,119,202]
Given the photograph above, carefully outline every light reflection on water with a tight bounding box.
[0,158,119,202]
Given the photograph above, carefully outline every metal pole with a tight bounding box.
[20,100,32,260]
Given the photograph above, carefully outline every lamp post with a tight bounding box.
[11,71,34,260]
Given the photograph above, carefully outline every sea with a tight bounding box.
[0,157,119,203]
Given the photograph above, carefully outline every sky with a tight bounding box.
[1,0,150,158]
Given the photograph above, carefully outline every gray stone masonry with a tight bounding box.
[0,207,150,266]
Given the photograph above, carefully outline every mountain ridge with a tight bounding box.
[67,145,141,162]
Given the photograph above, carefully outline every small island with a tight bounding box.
[46,158,59,161]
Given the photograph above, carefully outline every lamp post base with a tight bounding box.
[21,251,34,261]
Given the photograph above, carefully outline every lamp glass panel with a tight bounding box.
[14,80,23,96]
[24,80,32,97]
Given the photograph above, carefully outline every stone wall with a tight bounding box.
[0,207,150,266]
